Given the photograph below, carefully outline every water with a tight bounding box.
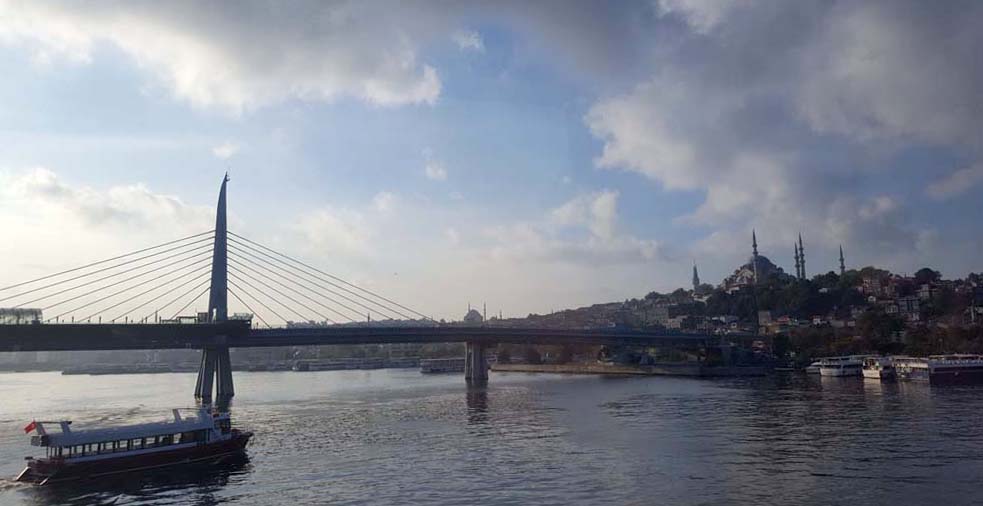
[1,370,982,505]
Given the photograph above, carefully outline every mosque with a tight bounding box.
[708,231,847,291]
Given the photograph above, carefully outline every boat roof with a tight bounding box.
[31,409,217,447]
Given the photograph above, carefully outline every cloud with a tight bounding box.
[291,207,370,256]
[372,191,396,213]
[795,1,983,146]
[926,162,983,200]
[424,160,448,181]
[550,190,619,240]
[452,29,484,52]
[0,168,215,285]
[487,190,664,265]
[0,0,443,113]
[585,0,983,272]
[211,141,240,159]
[654,0,746,33]
[1,167,212,232]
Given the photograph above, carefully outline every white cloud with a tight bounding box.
[291,207,370,256]
[655,0,746,33]
[550,190,619,240]
[424,160,448,181]
[211,141,240,159]
[488,190,664,266]
[584,1,983,273]
[452,29,484,52]
[372,191,396,213]
[0,0,443,113]
[0,168,214,286]
[926,163,983,201]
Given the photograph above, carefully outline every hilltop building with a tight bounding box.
[720,231,791,290]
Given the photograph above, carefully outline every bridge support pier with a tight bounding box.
[195,346,234,403]
[464,341,489,384]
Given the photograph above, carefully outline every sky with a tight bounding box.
[0,0,981,321]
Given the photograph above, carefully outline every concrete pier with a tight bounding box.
[195,345,234,401]
[464,341,489,384]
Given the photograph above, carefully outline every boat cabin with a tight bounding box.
[29,409,229,461]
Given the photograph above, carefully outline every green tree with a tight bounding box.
[914,267,942,285]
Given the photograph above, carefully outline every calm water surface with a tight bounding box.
[1,370,982,505]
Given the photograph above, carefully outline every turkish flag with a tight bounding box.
[23,421,36,433]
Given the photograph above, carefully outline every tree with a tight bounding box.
[914,267,942,285]
[857,309,903,353]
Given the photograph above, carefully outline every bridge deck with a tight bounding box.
[0,323,713,352]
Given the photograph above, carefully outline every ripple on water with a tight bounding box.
[3,371,983,505]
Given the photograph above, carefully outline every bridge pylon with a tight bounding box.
[464,341,489,384]
[196,174,234,403]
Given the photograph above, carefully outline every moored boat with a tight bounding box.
[819,356,866,377]
[16,408,251,485]
[895,355,983,384]
[862,356,896,381]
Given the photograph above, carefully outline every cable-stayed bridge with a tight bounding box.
[0,176,715,401]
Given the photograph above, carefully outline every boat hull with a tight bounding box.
[904,367,983,385]
[862,369,895,380]
[18,432,251,485]
[819,367,861,377]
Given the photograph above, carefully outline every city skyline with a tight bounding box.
[1,1,981,319]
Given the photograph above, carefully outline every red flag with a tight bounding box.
[23,421,36,434]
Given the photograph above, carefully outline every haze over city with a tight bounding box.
[1,0,981,320]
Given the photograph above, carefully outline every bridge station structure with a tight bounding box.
[0,177,714,402]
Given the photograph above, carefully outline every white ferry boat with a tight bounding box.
[16,408,251,485]
[861,356,896,381]
[819,356,866,377]
[895,355,983,384]
[805,361,822,374]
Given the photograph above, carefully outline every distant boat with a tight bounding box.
[17,408,251,485]
[896,355,983,384]
[862,356,896,381]
[819,356,866,377]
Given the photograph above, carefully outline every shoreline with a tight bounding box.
[492,362,766,377]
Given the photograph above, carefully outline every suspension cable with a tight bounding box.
[143,278,211,323]
[228,277,291,325]
[228,244,395,320]
[84,263,213,323]
[41,250,213,314]
[228,267,334,324]
[112,266,212,322]
[0,235,214,305]
[170,285,211,320]
[228,255,358,322]
[9,242,213,308]
[227,237,413,320]
[228,286,270,328]
[0,230,214,293]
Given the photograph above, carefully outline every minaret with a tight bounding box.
[794,243,801,280]
[839,245,846,275]
[692,261,700,291]
[798,233,806,280]
[752,229,759,284]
